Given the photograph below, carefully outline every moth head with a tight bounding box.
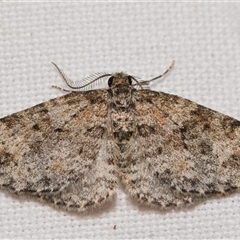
[108,72,132,87]
[107,73,135,107]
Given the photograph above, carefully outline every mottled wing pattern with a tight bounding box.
[121,90,240,208]
[0,91,117,212]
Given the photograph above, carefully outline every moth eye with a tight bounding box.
[108,77,114,87]
[128,76,132,85]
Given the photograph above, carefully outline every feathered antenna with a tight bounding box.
[52,62,111,92]
[133,60,175,87]
[52,61,175,92]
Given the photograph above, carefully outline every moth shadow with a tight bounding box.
[1,185,239,217]
[0,188,117,218]
[123,186,240,215]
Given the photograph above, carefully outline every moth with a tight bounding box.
[0,62,239,213]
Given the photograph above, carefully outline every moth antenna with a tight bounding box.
[52,62,111,90]
[130,76,144,89]
[52,62,75,89]
[136,60,175,86]
[51,85,72,93]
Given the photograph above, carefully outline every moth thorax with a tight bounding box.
[111,85,133,107]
